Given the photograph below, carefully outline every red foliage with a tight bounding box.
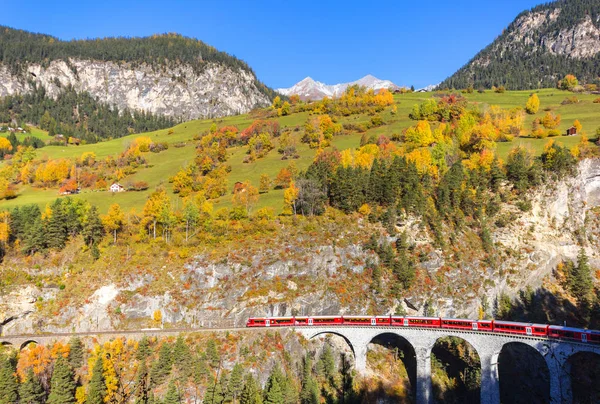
[240,120,281,144]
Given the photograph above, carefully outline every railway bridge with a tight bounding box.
[2,325,600,404]
[297,326,600,404]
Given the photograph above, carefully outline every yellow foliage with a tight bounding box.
[405,121,434,147]
[0,137,12,152]
[358,203,371,216]
[406,148,437,176]
[133,136,153,152]
[283,181,299,215]
[573,119,582,133]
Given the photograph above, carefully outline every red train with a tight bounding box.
[246,315,600,344]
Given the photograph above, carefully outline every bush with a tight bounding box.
[561,96,579,105]
[516,199,532,212]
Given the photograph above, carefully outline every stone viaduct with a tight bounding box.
[297,326,600,404]
[2,326,600,404]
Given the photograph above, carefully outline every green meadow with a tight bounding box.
[2,88,599,213]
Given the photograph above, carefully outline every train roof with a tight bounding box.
[493,320,548,328]
[549,325,600,334]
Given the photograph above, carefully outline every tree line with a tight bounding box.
[0,335,361,404]
[0,83,177,143]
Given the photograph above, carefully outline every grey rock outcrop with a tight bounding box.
[0,59,271,120]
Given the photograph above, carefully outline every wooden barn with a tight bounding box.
[566,126,578,136]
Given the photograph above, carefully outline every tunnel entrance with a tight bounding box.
[498,342,550,404]
[431,336,481,404]
[365,332,416,403]
[568,351,600,404]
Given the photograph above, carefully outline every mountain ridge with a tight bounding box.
[0,26,275,119]
[440,0,600,90]
[276,74,400,100]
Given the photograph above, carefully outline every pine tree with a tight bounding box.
[228,363,244,403]
[0,354,18,404]
[149,342,173,387]
[87,356,107,404]
[206,340,220,369]
[263,377,283,404]
[19,368,46,404]
[47,356,77,404]
[136,337,152,361]
[571,248,593,303]
[163,379,180,404]
[299,356,319,404]
[45,199,68,249]
[134,360,149,404]
[240,374,262,404]
[83,206,105,248]
[68,337,84,368]
[172,336,191,375]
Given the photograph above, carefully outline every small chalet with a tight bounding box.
[566,126,578,136]
[109,183,125,193]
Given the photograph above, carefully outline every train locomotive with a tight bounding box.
[246,315,600,344]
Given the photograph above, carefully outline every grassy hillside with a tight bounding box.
[2,88,598,213]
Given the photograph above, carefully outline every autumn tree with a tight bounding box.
[404,121,434,147]
[232,182,260,216]
[259,174,271,194]
[0,138,12,155]
[283,181,299,215]
[573,119,582,133]
[102,203,125,243]
[525,93,540,114]
[559,74,578,90]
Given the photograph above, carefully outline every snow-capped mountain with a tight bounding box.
[416,84,439,92]
[276,75,400,101]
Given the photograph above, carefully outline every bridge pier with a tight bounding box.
[479,351,500,404]
[415,344,433,404]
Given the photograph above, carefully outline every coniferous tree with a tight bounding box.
[68,337,84,369]
[228,363,244,404]
[134,360,150,404]
[0,354,18,404]
[299,356,319,404]
[571,248,593,303]
[206,340,220,370]
[47,356,77,404]
[163,379,180,404]
[22,216,46,255]
[83,206,105,244]
[263,378,283,404]
[150,342,173,387]
[240,374,262,404]
[46,200,68,249]
[19,368,46,404]
[136,337,152,361]
[87,356,107,404]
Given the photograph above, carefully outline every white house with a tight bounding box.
[109,183,125,193]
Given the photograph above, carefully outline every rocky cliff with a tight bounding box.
[440,0,600,89]
[0,27,274,120]
[0,59,270,121]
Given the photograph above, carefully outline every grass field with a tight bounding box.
[3,88,599,213]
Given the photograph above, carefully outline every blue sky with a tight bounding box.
[2,0,544,89]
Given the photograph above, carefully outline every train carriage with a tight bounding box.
[309,316,343,326]
[493,321,548,337]
[548,325,600,343]
[403,316,441,328]
[441,318,475,330]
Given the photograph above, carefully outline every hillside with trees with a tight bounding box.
[439,0,600,90]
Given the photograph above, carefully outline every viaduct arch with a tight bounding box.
[298,326,600,404]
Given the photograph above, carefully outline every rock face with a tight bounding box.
[276,75,400,101]
[440,0,600,89]
[0,59,271,120]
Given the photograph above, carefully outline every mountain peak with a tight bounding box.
[276,75,399,101]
